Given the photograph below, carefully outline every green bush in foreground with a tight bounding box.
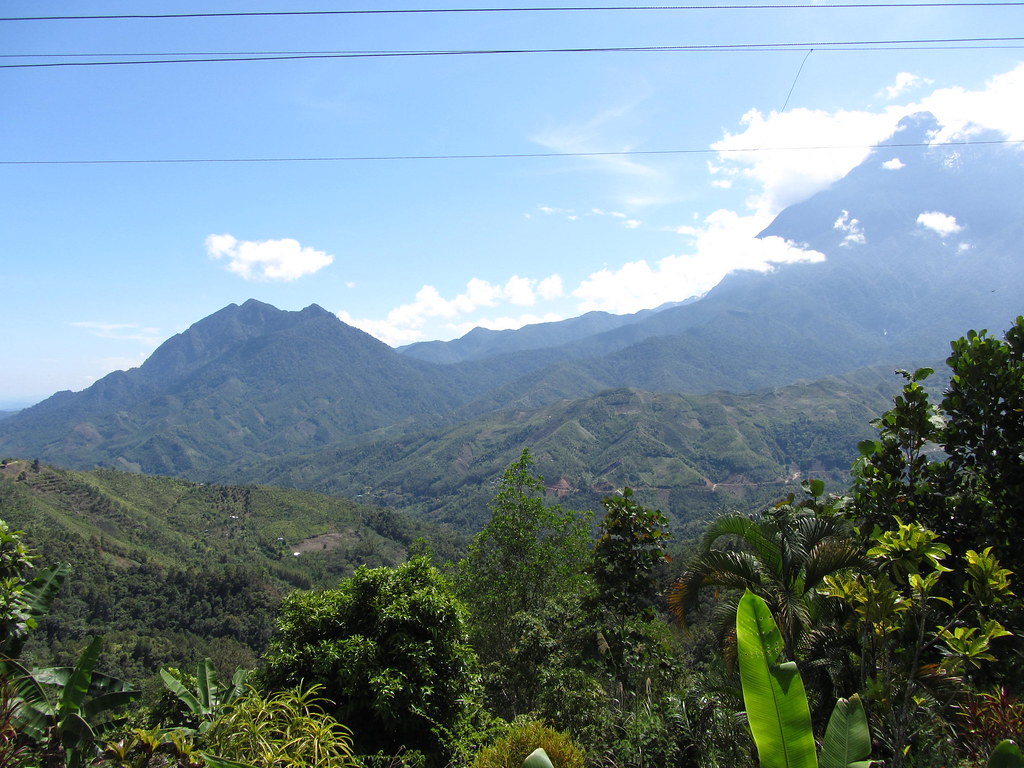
[471,720,584,768]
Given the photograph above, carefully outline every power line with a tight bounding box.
[781,48,813,111]
[4,2,1023,21]
[3,138,1019,166]
[3,38,1021,69]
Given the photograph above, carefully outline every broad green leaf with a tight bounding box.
[59,711,96,768]
[24,563,71,617]
[820,694,871,768]
[736,590,817,768]
[82,689,139,720]
[523,748,555,768]
[988,740,1024,768]
[160,668,203,716]
[197,658,216,710]
[59,637,102,714]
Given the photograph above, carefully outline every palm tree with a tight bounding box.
[668,492,865,663]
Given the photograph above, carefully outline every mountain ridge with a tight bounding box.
[2,113,1021,527]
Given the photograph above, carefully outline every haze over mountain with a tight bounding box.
[2,112,1020,527]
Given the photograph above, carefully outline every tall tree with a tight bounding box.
[941,316,1024,564]
[457,449,591,664]
[592,487,671,619]
[260,557,482,766]
[456,449,592,717]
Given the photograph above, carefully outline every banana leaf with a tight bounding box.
[820,694,871,768]
[736,589,817,768]
[988,740,1024,768]
[523,748,555,768]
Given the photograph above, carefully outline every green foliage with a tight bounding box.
[522,748,556,768]
[158,659,248,733]
[669,487,864,662]
[851,367,947,535]
[0,519,70,659]
[941,317,1024,565]
[736,590,817,768]
[471,720,584,768]
[988,740,1024,768]
[736,590,872,768]
[201,684,357,768]
[260,557,482,766]
[819,695,871,768]
[9,637,139,768]
[457,450,591,716]
[592,488,671,617]
[822,520,1014,767]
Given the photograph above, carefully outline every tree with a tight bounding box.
[0,519,69,659]
[457,450,591,672]
[591,487,671,619]
[941,316,1024,565]
[849,367,947,536]
[668,483,864,663]
[259,557,482,766]
[9,637,139,768]
[850,320,1024,687]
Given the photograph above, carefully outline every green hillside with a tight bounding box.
[0,459,465,682]
[218,365,910,533]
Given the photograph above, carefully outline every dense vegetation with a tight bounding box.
[0,464,465,680]
[1,317,1023,768]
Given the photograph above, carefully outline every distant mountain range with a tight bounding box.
[3,112,1021,530]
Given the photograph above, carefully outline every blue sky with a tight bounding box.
[2,1,1022,406]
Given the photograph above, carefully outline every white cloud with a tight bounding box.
[205,233,334,281]
[573,209,824,314]
[624,219,642,229]
[882,158,905,170]
[917,211,962,237]
[885,72,931,100]
[912,65,1024,143]
[537,275,564,300]
[338,274,564,345]
[709,63,1024,219]
[833,210,866,246]
[711,107,901,218]
[504,276,537,306]
[451,278,502,312]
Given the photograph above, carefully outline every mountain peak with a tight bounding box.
[885,111,941,146]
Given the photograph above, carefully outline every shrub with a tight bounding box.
[471,720,584,768]
[201,684,357,768]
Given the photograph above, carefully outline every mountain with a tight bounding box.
[397,306,673,364]
[208,365,909,532]
[405,114,1023,414]
[1,112,1020,526]
[0,300,477,475]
